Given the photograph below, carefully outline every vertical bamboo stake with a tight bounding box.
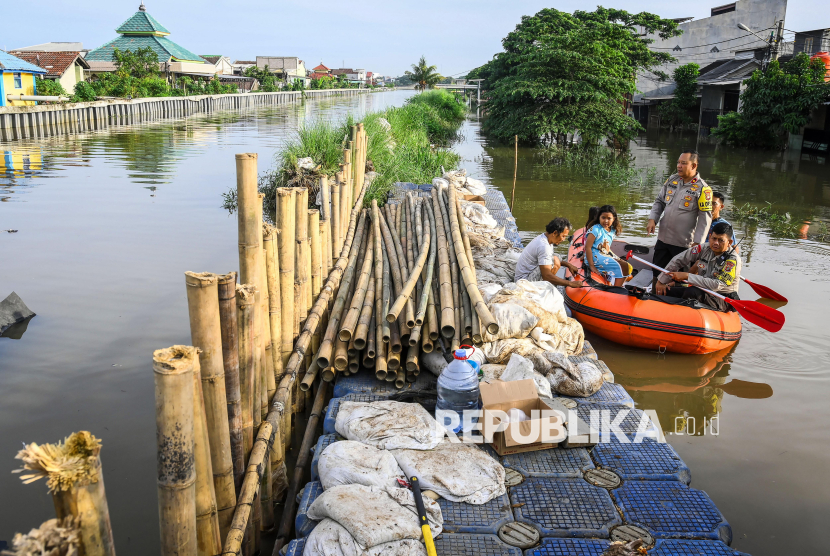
[276,189,295,445]
[331,181,341,259]
[295,188,310,328]
[510,134,518,211]
[185,272,236,541]
[216,273,243,493]
[153,346,197,556]
[309,209,322,300]
[236,154,260,291]
[191,356,222,556]
[339,164,349,242]
[235,285,256,463]
[263,229,282,384]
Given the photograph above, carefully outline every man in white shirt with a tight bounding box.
[514,217,584,287]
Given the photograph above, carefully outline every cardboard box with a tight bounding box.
[462,195,485,206]
[480,379,565,455]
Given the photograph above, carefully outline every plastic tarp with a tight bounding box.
[306,484,442,550]
[391,441,506,505]
[303,519,427,556]
[318,441,406,490]
[335,401,445,450]
[548,360,605,398]
[460,201,498,229]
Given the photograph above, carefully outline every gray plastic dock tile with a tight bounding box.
[323,393,384,434]
[502,447,594,478]
[591,438,691,484]
[523,538,612,556]
[434,533,523,555]
[438,492,514,535]
[295,481,323,537]
[650,539,749,555]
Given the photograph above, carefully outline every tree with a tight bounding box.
[244,65,280,92]
[712,54,830,149]
[404,56,442,90]
[113,47,160,79]
[480,8,681,144]
[35,77,68,98]
[658,63,700,129]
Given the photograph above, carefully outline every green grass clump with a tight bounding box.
[538,145,658,188]
[223,90,466,215]
[729,202,801,238]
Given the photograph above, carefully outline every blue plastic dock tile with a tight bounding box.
[438,492,513,535]
[502,448,594,478]
[591,438,691,484]
[284,537,306,556]
[523,538,612,556]
[295,481,323,537]
[650,539,749,555]
[565,382,634,408]
[510,478,621,538]
[613,482,732,544]
[433,533,523,556]
[310,434,339,482]
[333,369,436,398]
[575,403,656,437]
[323,393,384,434]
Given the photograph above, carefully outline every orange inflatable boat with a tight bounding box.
[563,229,742,354]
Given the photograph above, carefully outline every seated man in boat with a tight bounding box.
[654,221,741,311]
[706,191,737,247]
[514,217,584,287]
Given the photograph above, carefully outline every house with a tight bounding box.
[331,68,366,84]
[85,3,213,79]
[696,58,762,133]
[256,57,308,86]
[793,28,830,56]
[0,50,47,107]
[310,63,331,80]
[232,60,256,76]
[13,42,88,56]
[9,51,90,94]
[201,55,233,75]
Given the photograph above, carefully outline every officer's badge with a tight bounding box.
[684,202,690,207]
[698,185,713,212]
[672,181,678,185]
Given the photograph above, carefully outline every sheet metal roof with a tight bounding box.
[0,50,48,73]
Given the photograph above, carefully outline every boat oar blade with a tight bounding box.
[726,298,785,333]
[742,277,788,303]
[720,379,773,399]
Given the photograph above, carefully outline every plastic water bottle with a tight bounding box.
[436,349,481,434]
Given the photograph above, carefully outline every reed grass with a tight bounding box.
[538,145,658,188]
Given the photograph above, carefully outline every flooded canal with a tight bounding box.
[2,90,828,555]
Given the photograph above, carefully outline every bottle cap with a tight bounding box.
[453,349,468,360]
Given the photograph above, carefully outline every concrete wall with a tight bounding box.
[636,0,787,100]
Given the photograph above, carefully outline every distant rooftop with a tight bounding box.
[13,42,85,52]
[8,51,89,78]
[116,3,170,36]
[0,50,48,73]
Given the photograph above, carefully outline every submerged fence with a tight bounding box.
[0,89,367,142]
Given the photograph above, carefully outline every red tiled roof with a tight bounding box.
[8,51,88,78]
[310,72,332,79]
[313,63,329,71]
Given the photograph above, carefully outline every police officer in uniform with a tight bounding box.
[655,221,741,312]
[647,150,713,289]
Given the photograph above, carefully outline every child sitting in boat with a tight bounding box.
[585,205,631,287]
[655,221,741,312]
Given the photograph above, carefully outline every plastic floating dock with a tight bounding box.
[323,393,385,434]
[283,537,306,556]
[510,478,621,538]
[333,369,436,398]
[438,492,514,535]
[295,480,323,537]
[575,403,656,437]
[502,447,594,479]
[649,539,750,555]
[591,438,691,484]
[577,340,597,359]
[433,533,523,556]
[310,434,339,482]
[564,381,634,407]
[523,538,612,556]
[613,481,732,544]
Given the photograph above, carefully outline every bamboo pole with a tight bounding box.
[510,134,518,211]
[276,189,295,440]
[295,188,310,328]
[235,285,256,465]
[216,273,244,494]
[386,204,414,332]
[418,199,438,327]
[309,209,322,301]
[389,319,402,354]
[448,185,499,335]
[437,187,463,350]
[331,181,341,259]
[191,354,222,556]
[263,226,282,385]
[353,265,375,350]
[153,346,197,556]
[339,227,373,343]
[258,199,276,423]
[421,321,434,353]
[222,177,369,556]
[185,272,236,541]
[387,218,430,325]
[366,314,376,359]
[316,211,368,372]
[431,189,455,338]
[236,154,260,293]
[339,163,349,242]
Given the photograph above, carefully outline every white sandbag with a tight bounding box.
[500,354,553,399]
[557,317,585,355]
[303,518,427,556]
[547,360,604,398]
[307,485,442,550]
[481,303,538,342]
[335,401,445,450]
[377,118,392,132]
[432,177,449,189]
[464,177,487,196]
[460,201,498,229]
[514,281,568,323]
[392,441,506,505]
[421,351,448,377]
[529,327,567,355]
[297,157,316,170]
[480,364,506,381]
[442,169,467,188]
[481,338,553,374]
[542,349,573,373]
[479,283,503,304]
[318,441,405,490]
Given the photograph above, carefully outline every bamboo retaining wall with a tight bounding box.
[0,89,367,142]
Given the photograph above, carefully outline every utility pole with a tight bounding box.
[770,20,785,62]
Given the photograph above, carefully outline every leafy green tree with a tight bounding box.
[658,63,700,129]
[35,77,68,98]
[712,54,830,149]
[405,56,442,90]
[480,8,681,144]
[113,47,160,79]
[72,81,97,102]
[244,65,281,92]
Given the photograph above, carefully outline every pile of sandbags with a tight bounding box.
[441,169,487,196]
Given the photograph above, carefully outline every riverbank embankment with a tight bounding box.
[0,89,370,142]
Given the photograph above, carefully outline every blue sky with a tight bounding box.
[2,0,826,77]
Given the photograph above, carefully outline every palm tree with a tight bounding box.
[404,56,442,90]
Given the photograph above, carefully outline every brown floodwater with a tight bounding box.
[1,92,828,555]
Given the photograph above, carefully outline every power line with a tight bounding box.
[649,27,775,50]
